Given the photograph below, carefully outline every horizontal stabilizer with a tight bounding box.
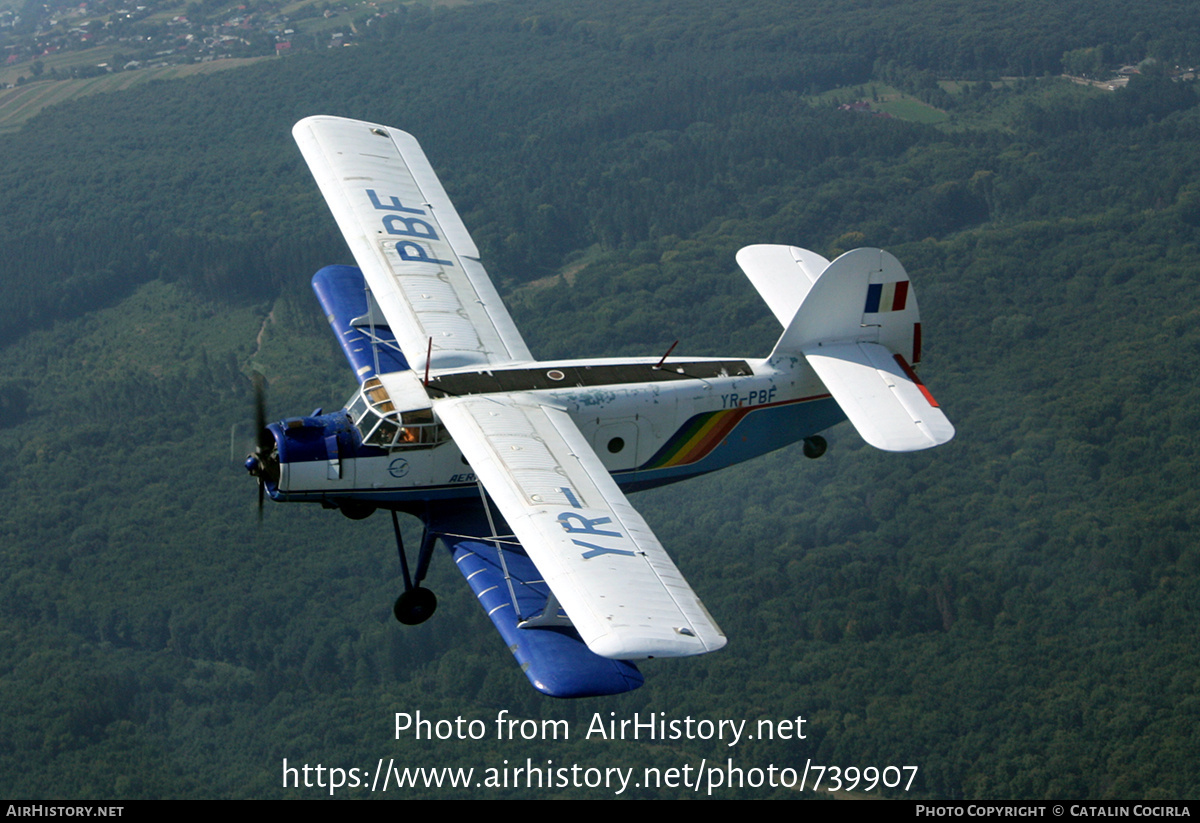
[736,245,831,328]
[804,342,954,451]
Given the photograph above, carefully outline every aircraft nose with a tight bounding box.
[244,453,261,475]
[246,423,282,516]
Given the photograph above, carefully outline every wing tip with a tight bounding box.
[588,628,727,660]
[292,114,415,144]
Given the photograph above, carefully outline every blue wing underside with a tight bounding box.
[312,265,409,381]
[427,505,644,698]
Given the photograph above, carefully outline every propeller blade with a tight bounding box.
[253,371,271,453]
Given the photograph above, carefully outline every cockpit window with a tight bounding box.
[364,417,401,448]
[347,393,368,424]
[365,381,394,413]
[349,378,448,450]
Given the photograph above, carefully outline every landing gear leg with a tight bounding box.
[391,510,438,625]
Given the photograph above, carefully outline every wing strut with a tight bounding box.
[476,480,525,622]
[471,480,569,629]
[367,278,382,378]
[519,591,572,629]
[424,337,433,388]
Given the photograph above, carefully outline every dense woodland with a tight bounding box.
[1,0,1199,799]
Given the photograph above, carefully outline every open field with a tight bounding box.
[815,77,1103,132]
[814,83,950,124]
[0,58,270,133]
[872,95,949,123]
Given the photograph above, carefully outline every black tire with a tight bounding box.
[802,435,827,459]
[393,587,437,625]
[339,502,376,520]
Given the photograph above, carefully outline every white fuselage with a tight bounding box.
[271,354,842,508]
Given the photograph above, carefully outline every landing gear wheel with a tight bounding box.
[393,587,437,625]
[802,435,827,459]
[339,502,376,520]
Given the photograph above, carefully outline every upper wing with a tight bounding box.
[293,115,532,372]
[433,393,726,660]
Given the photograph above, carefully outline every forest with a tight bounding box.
[1,0,1199,799]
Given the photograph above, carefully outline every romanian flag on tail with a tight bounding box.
[864,280,909,313]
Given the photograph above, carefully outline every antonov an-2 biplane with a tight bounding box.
[245,116,954,697]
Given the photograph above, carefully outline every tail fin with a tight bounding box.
[741,245,953,452]
[771,247,920,362]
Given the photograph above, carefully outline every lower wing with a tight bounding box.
[430,503,644,698]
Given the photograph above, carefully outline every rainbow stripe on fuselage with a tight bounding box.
[644,406,756,469]
[637,394,841,478]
